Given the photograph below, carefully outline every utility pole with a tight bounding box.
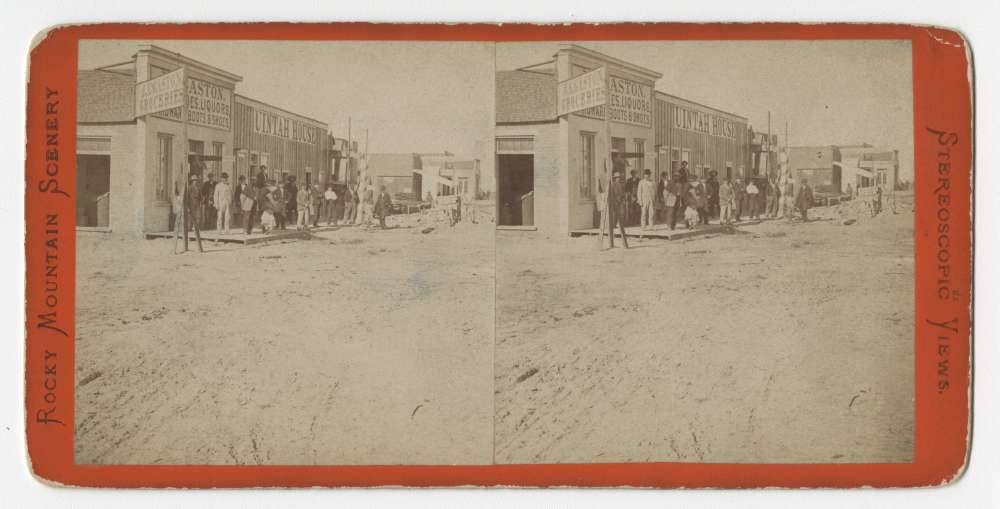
[766,110,772,178]
[347,116,352,184]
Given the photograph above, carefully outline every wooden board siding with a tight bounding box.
[654,95,750,181]
[232,96,331,186]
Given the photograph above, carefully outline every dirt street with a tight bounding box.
[75,223,495,465]
[495,204,915,464]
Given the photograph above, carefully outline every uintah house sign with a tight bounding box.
[253,109,320,145]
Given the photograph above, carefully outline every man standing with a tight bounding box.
[270,179,287,230]
[283,174,298,226]
[733,177,746,222]
[719,177,735,225]
[233,175,247,229]
[255,165,268,189]
[323,184,338,225]
[201,171,217,230]
[655,172,668,223]
[706,170,720,222]
[310,184,324,228]
[625,169,640,226]
[607,171,629,249]
[637,169,656,230]
[677,160,690,184]
[240,176,257,234]
[183,172,205,252]
[670,174,687,231]
[374,185,393,228]
[796,178,814,221]
[184,173,203,237]
[745,178,760,220]
[213,172,234,235]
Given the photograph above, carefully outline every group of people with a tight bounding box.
[174,165,395,236]
[602,160,815,244]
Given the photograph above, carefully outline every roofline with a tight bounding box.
[78,120,138,126]
[136,45,243,84]
[558,44,663,80]
[496,119,560,126]
[654,91,748,122]
[234,94,328,128]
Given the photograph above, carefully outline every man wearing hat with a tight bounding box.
[607,171,629,249]
[184,172,203,232]
[213,172,234,235]
[200,170,217,230]
[796,178,814,221]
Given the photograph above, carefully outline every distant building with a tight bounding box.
[787,146,841,195]
[418,154,482,200]
[366,153,423,199]
[788,143,900,196]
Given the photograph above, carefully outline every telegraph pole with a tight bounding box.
[766,110,772,177]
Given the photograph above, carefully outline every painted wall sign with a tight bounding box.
[134,68,184,117]
[558,67,606,116]
[673,105,740,140]
[252,109,320,145]
[154,76,232,131]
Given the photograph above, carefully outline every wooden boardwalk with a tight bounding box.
[570,220,762,241]
[144,224,353,245]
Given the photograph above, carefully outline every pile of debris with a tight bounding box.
[382,204,496,233]
[810,194,909,225]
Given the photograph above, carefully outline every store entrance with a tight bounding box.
[76,154,111,227]
[497,154,534,226]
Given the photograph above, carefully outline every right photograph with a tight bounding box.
[493,41,915,464]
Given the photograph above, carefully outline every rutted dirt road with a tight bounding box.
[495,206,914,464]
[75,223,494,465]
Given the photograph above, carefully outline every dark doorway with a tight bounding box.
[497,154,534,226]
[76,154,111,227]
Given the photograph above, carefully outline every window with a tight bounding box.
[458,177,469,194]
[212,142,223,175]
[632,138,645,173]
[580,131,596,198]
[156,133,172,202]
[611,137,627,154]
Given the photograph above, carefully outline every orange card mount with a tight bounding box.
[24,23,971,488]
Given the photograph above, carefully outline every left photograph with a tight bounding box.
[73,40,497,465]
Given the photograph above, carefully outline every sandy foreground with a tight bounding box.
[77,200,914,466]
[75,221,495,465]
[495,202,915,464]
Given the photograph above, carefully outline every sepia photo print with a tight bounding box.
[74,38,915,467]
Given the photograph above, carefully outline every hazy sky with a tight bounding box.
[79,39,914,182]
[499,40,914,179]
[79,40,496,162]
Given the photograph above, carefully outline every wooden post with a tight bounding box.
[173,182,183,254]
[182,177,189,253]
[179,66,203,253]
[603,67,613,248]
